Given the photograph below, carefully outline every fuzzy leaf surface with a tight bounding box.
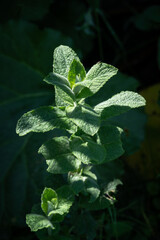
[16,106,76,136]
[26,214,55,232]
[53,45,79,78]
[39,137,81,174]
[94,91,146,119]
[44,72,75,105]
[70,135,106,164]
[73,62,118,98]
[66,105,100,136]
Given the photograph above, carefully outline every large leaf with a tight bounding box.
[70,135,106,164]
[66,105,100,136]
[16,106,76,136]
[26,214,55,232]
[94,91,146,119]
[98,125,124,162]
[38,137,81,174]
[73,62,118,98]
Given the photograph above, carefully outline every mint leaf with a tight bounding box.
[41,188,58,216]
[68,173,87,195]
[70,135,106,164]
[68,59,86,88]
[85,177,100,203]
[53,45,79,78]
[44,72,75,105]
[94,91,146,119]
[16,106,77,136]
[98,125,124,162]
[38,137,81,174]
[73,62,118,98]
[26,214,55,232]
[48,185,74,216]
[66,105,100,136]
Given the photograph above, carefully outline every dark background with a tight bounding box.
[0,0,160,239]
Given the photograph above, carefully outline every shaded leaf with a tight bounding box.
[39,137,81,174]
[66,105,100,136]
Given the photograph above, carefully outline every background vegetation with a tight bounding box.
[0,0,160,239]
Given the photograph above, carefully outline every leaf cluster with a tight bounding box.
[16,45,146,235]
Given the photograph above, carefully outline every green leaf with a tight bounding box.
[38,137,81,174]
[85,177,100,203]
[73,62,118,98]
[70,135,106,164]
[44,73,75,105]
[16,106,77,136]
[98,125,124,162]
[68,173,87,194]
[94,91,146,119]
[66,105,100,136]
[68,58,86,88]
[41,188,58,216]
[53,45,79,78]
[49,185,74,216]
[26,214,55,232]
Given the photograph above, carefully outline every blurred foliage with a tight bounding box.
[0,0,159,239]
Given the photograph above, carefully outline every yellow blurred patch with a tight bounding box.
[126,83,160,179]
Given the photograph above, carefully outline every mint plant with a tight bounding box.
[16,45,146,237]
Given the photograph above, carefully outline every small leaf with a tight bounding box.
[39,137,81,174]
[41,188,58,216]
[70,135,106,164]
[53,45,79,78]
[66,105,100,136]
[94,91,146,119]
[48,185,74,216]
[73,62,118,98]
[16,106,77,136]
[44,72,75,104]
[68,59,86,88]
[98,125,124,162]
[26,214,55,232]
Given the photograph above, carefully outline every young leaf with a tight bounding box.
[53,45,79,78]
[66,105,100,136]
[73,62,118,98]
[48,185,74,216]
[16,106,77,136]
[38,137,81,174]
[41,188,58,216]
[70,135,106,164]
[26,214,55,232]
[44,72,75,104]
[68,59,86,88]
[98,125,124,162]
[94,91,146,119]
